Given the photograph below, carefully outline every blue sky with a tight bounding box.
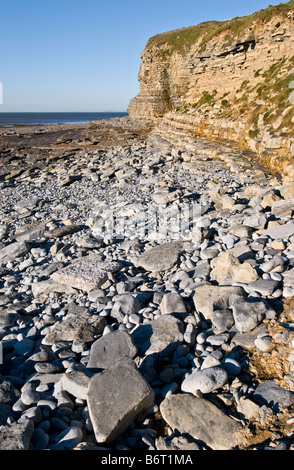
[0,0,286,112]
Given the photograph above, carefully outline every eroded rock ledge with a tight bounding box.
[128,2,294,180]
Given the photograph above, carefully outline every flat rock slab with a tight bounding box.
[15,221,48,243]
[51,256,122,292]
[253,380,294,409]
[87,357,155,445]
[135,241,183,272]
[131,314,185,357]
[44,224,84,239]
[0,241,30,266]
[193,284,245,319]
[262,222,294,240]
[0,417,34,450]
[31,279,78,298]
[160,394,244,450]
[87,330,138,370]
[231,324,268,350]
[42,314,107,345]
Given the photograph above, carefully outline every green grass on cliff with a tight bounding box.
[146,1,294,56]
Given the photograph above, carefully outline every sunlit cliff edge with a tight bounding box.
[128,1,294,181]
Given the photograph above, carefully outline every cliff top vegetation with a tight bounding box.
[146,0,294,54]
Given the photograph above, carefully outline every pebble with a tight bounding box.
[0,118,294,451]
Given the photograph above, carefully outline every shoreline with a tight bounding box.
[0,121,91,137]
[0,113,132,137]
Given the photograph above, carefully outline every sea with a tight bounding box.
[0,112,128,127]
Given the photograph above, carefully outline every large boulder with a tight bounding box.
[87,358,154,445]
[160,394,244,450]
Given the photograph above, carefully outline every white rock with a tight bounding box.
[181,366,228,395]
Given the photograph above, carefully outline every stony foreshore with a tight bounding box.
[0,116,294,451]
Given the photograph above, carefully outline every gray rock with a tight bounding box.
[21,386,40,406]
[0,310,20,328]
[231,324,268,350]
[0,417,34,450]
[156,435,200,450]
[181,366,228,394]
[61,370,94,400]
[232,297,269,333]
[152,189,181,205]
[87,357,155,445]
[160,394,243,450]
[253,380,294,409]
[111,294,141,322]
[44,224,83,239]
[254,336,272,351]
[243,214,267,229]
[263,222,294,240]
[271,199,294,218]
[193,284,245,319]
[31,279,77,298]
[135,241,183,272]
[260,255,285,273]
[42,314,107,345]
[206,333,230,347]
[50,425,84,450]
[88,289,107,302]
[87,330,138,370]
[0,240,30,266]
[21,406,43,424]
[160,292,187,315]
[192,261,211,279]
[51,256,122,292]
[211,309,235,333]
[282,268,294,288]
[131,315,184,357]
[245,279,280,296]
[15,222,47,243]
[0,376,20,406]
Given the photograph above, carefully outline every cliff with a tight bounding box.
[128,1,294,180]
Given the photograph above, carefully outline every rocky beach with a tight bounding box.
[1,1,294,454]
[0,115,294,452]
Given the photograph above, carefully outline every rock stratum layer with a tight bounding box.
[128,1,294,180]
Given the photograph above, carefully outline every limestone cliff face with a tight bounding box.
[128,2,294,178]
